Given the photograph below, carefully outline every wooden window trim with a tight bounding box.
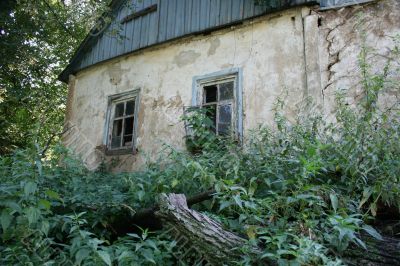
[104,89,140,156]
[104,147,137,156]
[192,68,243,141]
[201,79,236,135]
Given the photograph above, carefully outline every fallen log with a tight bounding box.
[73,189,400,265]
[151,193,400,265]
[109,189,217,235]
[343,234,400,265]
[131,189,216,228]
[155,193,262,265]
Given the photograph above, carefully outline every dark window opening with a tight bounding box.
[115,103,125,117]
[126,100,135,115]
[204,85,217,103]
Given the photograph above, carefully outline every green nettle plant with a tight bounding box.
[1,42,399,265]
[181,107,219,153]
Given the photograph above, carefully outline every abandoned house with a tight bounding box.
[59,0,400,170]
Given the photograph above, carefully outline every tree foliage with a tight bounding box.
[0,0,110,154]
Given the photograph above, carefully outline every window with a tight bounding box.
[193,69,243,139]
[105,90,140,155]
[202,80,235,135]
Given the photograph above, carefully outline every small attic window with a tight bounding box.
[105,90,140,155]
[320,0,375,10]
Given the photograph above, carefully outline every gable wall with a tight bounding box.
[63,0,400,171]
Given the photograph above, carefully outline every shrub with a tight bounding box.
[1,38,399,265]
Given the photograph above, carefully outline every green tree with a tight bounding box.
[0,0,109,155]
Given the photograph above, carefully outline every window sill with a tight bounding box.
[104,147,137,156]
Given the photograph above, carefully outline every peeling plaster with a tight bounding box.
[106,62,129,85]
[207,38,221,56]
[173,50,201,67]
[149,95,183,110]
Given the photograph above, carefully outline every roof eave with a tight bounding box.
[58,0,124,83]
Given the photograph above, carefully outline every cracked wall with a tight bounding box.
[315,0,400,116]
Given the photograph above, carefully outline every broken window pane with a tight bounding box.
[123,135,133,147]
[218,104,232,124]
[219,81,234,101]
[124,117,134,135]
[115,102,125,117]
[108,93,139,151]
[111,136,121,148]
[204,85,217,103]
[126,100,135,115]
[112,119,123,137]
[218,123,231,135]
[200,78,236,138]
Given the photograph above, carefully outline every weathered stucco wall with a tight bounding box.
[315,0,400,115]
[64,0,399,171]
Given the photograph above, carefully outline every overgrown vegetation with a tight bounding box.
[1,37,399,265]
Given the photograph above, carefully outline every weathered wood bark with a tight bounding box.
[343,234,400,266]
[104,189,216,237]
[131,189,216,228]
[128,189,216,230]
[155,193,262,265]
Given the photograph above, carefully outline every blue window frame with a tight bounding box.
[192,68,243,140]
[104,89,140,155]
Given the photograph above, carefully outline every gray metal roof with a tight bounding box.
[59,0,319,82]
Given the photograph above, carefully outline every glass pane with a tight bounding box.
[115,102,125,117]
[123,135,133,147]
[218,123,231,135]
[111,136,121,148]
[204,105,216,131]
[112,119,123,137]
[124,117,134,135]
[218,104,232,124]
[126,100,135,115]
[219,81,234,101]
[204,85,217,103]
